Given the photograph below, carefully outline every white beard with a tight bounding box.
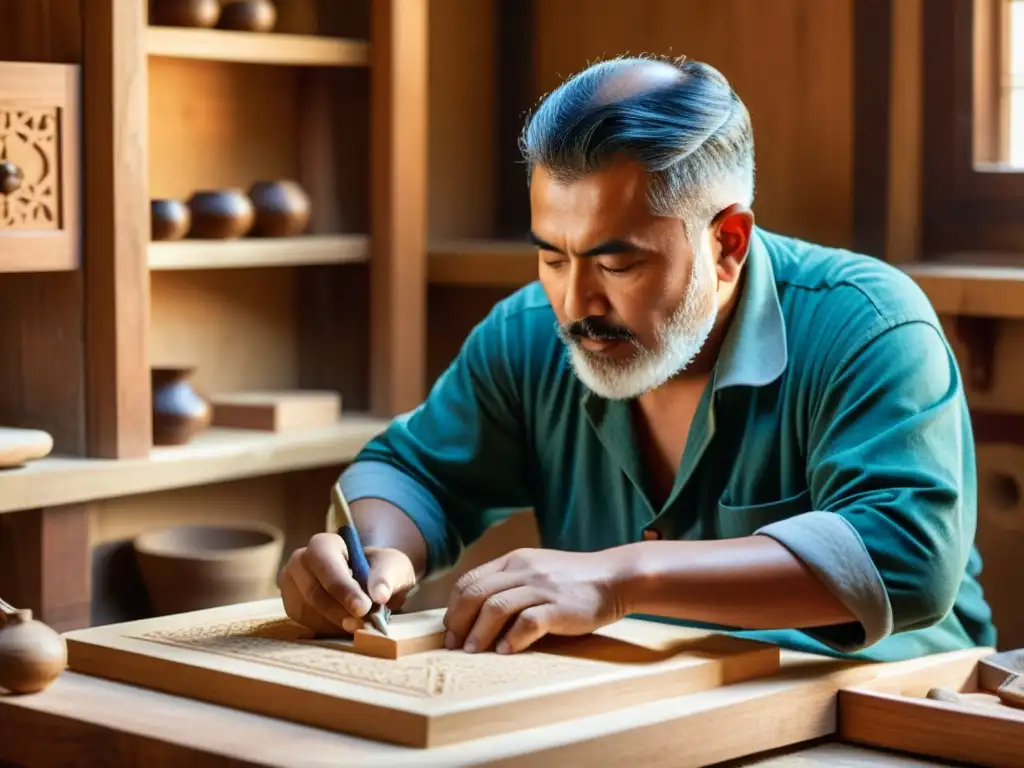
[560,249,718,400]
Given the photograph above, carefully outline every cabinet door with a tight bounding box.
[0,61,80,272]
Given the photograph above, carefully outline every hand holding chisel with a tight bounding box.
[331,483,391,636]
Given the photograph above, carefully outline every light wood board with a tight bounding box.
[64,598,780,748]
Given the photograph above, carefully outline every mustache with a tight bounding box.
[561,316,637,343]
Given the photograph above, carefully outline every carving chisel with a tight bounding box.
[331,483,390,636]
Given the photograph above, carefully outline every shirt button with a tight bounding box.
[643,528,662,541]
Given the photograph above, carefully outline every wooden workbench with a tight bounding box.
[0,647,968,767]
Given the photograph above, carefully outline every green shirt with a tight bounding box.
[342,227,996,661]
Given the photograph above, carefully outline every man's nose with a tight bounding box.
[563,260,606,320]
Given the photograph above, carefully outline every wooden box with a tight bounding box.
[210,390,342,432]
[0,61,80,272]
[839,647,1024,768]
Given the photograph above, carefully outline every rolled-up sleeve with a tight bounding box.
[756,319,971,653]
[339,302,533,576]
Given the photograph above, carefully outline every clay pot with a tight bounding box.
[248,180,311,237]
[150,0,221,28]
[186,189,255,239]
[134,522,285,616]
[217,0,277,32]
[0,607,67,694]
[151,366,211,446]
[151,199,191,241]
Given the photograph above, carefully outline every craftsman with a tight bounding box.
[279,55,996,662]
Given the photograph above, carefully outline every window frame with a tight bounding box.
[922,0,1024,256]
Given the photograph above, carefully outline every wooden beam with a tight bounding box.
[82,0,153,458]
[494,0,535,239]
[0,504,92,631]
[369,0,428,416]
[852,0,893,258]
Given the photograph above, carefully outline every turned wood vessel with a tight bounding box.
[248,180,311,237]
[151,366,211,446]
[149,0,221,28]
[0,599,67,695]
[186,189,255,239]
[217,0,277,32]
[151,199,191,241]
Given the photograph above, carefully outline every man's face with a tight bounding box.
[530,161,721,400]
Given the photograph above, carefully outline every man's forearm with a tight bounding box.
[612,536,857,630]
[350,498,430,578]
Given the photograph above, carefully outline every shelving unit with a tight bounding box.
[146,25,370,66]
[0,0,427,631]
[149,234,368,270]
[428,239,535,288]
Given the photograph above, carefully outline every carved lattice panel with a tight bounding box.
[0,107,61,231]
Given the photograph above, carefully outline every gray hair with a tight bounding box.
[519,55,755,235]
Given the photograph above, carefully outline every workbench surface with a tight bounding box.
[0,649,963,767]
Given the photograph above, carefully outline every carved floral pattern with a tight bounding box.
[134,617,599,699]
[0,107,60,230]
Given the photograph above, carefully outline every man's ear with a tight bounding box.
[712,204,754,284]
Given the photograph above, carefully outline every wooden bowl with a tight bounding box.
[248,180,311,237]
[151,199,191,241]
[134,522,285,616]
[186,189,255,239]
[150,0,221,28]
[217,0,277,32]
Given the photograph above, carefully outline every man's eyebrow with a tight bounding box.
[528,232,643,257]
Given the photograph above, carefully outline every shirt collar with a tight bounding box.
[712,228,788,390]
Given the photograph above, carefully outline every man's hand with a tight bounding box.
[442,548,632,654]
[279,532,418,635]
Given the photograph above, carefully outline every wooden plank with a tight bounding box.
[62,598,781,748]
[147,27,370,67]
[0,504,92,631]
[82,0,152,458]
[369,0,428,416]
[428,240,536,287]
[0,650,960,766]
[148,235,369,271]
[0,417,388,516]
[307,609,447,660]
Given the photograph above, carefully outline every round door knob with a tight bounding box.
[0,160,23,195]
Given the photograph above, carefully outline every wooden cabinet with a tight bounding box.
[0,61,80,272]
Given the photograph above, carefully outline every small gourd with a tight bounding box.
[0,597,67,694]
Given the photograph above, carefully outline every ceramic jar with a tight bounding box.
[151,366,211,446]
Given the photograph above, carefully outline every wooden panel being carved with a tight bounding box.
[135,616,597,698]
[0,107,61,231]
[64,598,781,748]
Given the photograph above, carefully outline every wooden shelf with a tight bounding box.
[902,258,1024,319]
[148,234,369,270]
[428,239,536,287]
[0,416,388,515]
[146,26,370,67]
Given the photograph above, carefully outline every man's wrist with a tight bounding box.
[605,541,661,617]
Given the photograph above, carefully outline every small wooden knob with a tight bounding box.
[0,160,23,195]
